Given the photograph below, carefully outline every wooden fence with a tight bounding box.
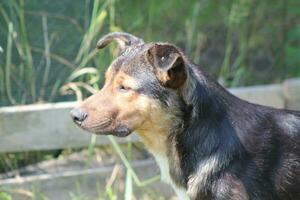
[0,78,299,153]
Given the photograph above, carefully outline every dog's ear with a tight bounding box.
[96,32,144,54]
[146,43,187,89]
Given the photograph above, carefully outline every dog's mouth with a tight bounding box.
[92,125,132,137]
[80,119,111,132]
[77,119,132,137]
[111,125,132,137]
[70,108,134,137]
[99,125,132,137]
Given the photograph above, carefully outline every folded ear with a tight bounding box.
[96,32,144,55]
[146,43,187,89]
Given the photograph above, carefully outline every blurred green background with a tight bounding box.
[1,0,300,107]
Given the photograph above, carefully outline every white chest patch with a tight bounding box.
[152,154,190,200]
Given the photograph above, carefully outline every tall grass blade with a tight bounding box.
[40,15,51,100]
[108,136,160,187]
[17,0,36,101]
[5,23,16,104]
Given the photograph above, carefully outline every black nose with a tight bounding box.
[70,108,88,125]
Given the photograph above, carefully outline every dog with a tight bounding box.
[70,32,300,200]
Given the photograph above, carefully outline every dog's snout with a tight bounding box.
[70,108,88,125]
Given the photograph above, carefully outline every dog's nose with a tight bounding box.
[70,108,88,125]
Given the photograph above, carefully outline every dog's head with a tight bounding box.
[70,32,188,137]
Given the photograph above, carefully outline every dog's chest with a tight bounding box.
[152,154,190,200]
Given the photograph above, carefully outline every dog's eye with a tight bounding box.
[118,85,131,92]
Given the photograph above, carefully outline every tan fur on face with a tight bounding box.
[79,69,145,133]
[79,67,176,152]
[113,71,176,156]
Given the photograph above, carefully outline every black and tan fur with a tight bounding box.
[70,32,300,200]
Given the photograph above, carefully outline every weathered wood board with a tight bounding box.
[0,102,138,153]
[0,159,175,200]
[229,84,284,108]
[283,78,300,110]
[0,79,299,153]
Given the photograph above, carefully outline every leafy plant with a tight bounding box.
[0,191,12,200]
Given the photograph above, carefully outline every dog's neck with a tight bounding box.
[136,108,183,156]
[136,128,169,156]
[137,64,242,196]
[168,65,243,193]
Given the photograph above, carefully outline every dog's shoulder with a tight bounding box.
[272,109,300,139]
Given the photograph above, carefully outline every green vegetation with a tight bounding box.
[0,0,299,199]
[1,0,300,106]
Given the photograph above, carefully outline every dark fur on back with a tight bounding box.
[164,58,300,199]
[73,32,300,200]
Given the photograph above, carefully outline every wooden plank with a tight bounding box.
[0,81,299,153]
[283,78,300,111]
[229,84,285,109]
[0,102,138,153]
[0,159,175,200]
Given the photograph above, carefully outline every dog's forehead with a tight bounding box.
[111,44,151,75]
[122,43,145,57]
